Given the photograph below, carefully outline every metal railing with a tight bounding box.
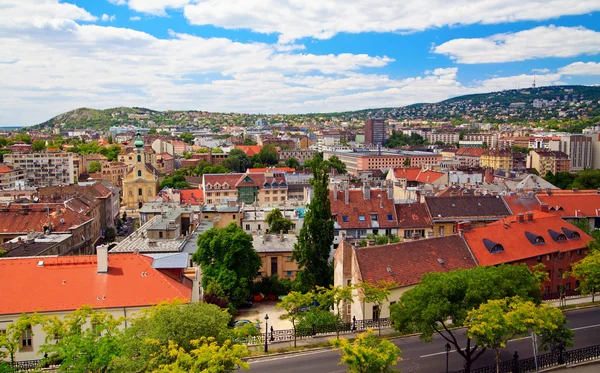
[455,344,600,373]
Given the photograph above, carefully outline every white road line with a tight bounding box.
[420,324,600,358]
[249,349,335,364]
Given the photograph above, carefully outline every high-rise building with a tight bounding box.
[364,118,385,146]
[3,152,74,187]
[560,135,593,171]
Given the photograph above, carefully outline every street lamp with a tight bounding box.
[445,342,451,373]
[264,314,269,353]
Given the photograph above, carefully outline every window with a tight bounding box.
[285,256,292,262]
[387,214,393,221]
[342,216,349,222]
[138,188,142,196]
[265,197,270,202]
[257,224,261,230]
[438,226,444,236]
[568,251,573,259]
[558,268,563,278]
[545,286,550,295]
[546,254,551,261]
[245,224,250,231]
[370,213,378,221]
[21,326,32,350]
[358,216,365,222]
[566,282,571,291]
[232,214,236,220]
[286,271,292,277]
[536,256,542,263]
[578,249,583,256]
[346,279,351,286]
[159,231,163,239]
[207,199,212,204]
[372,305,380,320]
[270,257,278,275]
[137,154,141,162]
[273,197,278,201]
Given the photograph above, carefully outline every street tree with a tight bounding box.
[292,153,335,290]
[265,208,294,234]
[88,161,101,173]
[389,264,542,373]
[0,313,43,364]
[104,227,117,243]
[316,285,355,339]
[326,155,346,175]
[111,301,231,372]
[146,338,250,373]
[40,306,123,373]
[467,297,572,373]
[332,330,401,373]
[276,291,313,347]
[284,157,300,169]
[192,223,262,307]
[360,280,395,336]
[568,248,600,302]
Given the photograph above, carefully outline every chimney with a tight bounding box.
[363,183,370,200]
[344,184,349,205]
[333,183,338,201]
[387,181,394,200]
[540,203,549,213]
[279,231,284,241]
[516,213,524,223]
[97,245,108,274]
[456,220,472,232]
[525,211,533,222]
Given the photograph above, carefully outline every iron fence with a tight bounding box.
[455,344,600,373]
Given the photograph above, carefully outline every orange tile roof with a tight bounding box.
[0,254,191,315]
[330,189,397,228]
[179,189,203,205]
[393,168,421,180]
[248,167,295,173]
[536,194,600,218]
[0,204,92,234]
[234,145,262,156]
[456,148,485,157]
[0,163,15,174]
[463,211,591,266]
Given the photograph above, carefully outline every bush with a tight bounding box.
[251,275,292,296]
[296,309,338,336]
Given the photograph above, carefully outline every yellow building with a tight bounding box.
[254,234,299,280]
[480,149,513,171]
[122,131,160,210]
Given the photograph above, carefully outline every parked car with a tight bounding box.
[233,319,260,329]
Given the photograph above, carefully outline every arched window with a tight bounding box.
[138,170,142,177]
[138,188,142,196]
[137,154,142,162]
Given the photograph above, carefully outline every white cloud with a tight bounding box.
[129,16,141,21]
[101,14,116,22]
[559,62,600,76]
[181,0,600,43]
[533,68,550,73]
[433,26,600,63]
[113,0,191,16]
[107,0,127,5]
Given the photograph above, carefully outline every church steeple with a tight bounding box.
[134,124,144,150]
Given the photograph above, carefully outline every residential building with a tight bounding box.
[3,152,75,187]
[526,150,570,175]
[395,203,434,239]
[454,148,485,168]
[424,196,511,237]
[559,135,593,171]
[100,161,128,187]
[333,235,476,321]
[463,133,498,148]
[235,171,288,206]
[242,205,304,234]
[122,131,160,210]
[364,118,385,146]
[323,150,442,175]
[152,138,175,156]
[79,153,107,174]
[0,250,194,362]
[278,149,316,164]
[480,149,513,171]
[426,132,459,145]
[0,232,72,258]
[462,211,592,295]
[201,203,242,228]
[385,168,447,201]
[203,173,243,205]
[254,234,299,280]
[0,163,26,189]
[156,153,174,174]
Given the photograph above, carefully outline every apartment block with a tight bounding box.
[559,135,593,171]
[527,150,570,175]
[3,152,75,187]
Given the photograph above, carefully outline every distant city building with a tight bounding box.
[480,149,513,171]
[3,152,75,187]
[364,118,386,146]
[463,133,498,148]
[427,132,459,145]
[0,163,26,189]
[559,135,593,171]
[527,150,570,175]
[323,149,441,175]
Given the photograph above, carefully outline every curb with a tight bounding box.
[246,346,333,361]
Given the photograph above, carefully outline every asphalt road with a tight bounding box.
[248,307,600,373]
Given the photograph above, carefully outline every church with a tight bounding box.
[122,129,160,210]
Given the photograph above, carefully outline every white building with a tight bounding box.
[3,152,75,187]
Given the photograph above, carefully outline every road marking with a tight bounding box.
[249,349,335,364]
[420,324,600,358]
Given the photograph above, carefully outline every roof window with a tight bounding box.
[548,229,567,242]
[561,227,581,240]
[358,216,365,222]
[483,238,504,254]
[342,216,349,222]
[525,231,545,245]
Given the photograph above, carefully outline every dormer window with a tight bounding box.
[342,216,349,222]
[483,238,504,254]
[214,183,221,189]
[358,216,365,222]
[223,182,229,189]
[548,229,567,242]
[561,227,581,240]
[525,231,545,245]
[370,214,378,221]
[387,214,393,221]
[206,183,212,189]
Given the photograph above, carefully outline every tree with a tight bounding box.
[292,153,335,290]
[265,208,294,234]
[316,285,355,339]
[569,248,600,302]
[0,313,43,364]
[227,149,252,172]
[40,307,123,373]
[32,139,46,152]
[389,264,542,373]
[148,128,157,134]
[122,211,127,221]
[276,291,313,347]
[111,301,232,372]
[366,233,400,245]
[104,227,117,243]
[326,155,347,175]
[192,224,262,307]
[284,157,300,169]
[146,338,250,373]
[88,161,101,173]
[403,157,410,167]
[179,132,195,144]
[467,296,572,373]
[257,144,279,165]
[360,280,395,336]
[331,330,401,373]
[13,134,31,144]
[243,137,257,146]
[385,131,425,148]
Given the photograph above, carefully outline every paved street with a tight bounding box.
[248,307,600,373]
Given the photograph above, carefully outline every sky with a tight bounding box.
[1,1,600,126]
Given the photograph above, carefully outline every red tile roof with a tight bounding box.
[0,204,93,234]
[463,211,592,266]
[355,235,476,286]
[235,173,287,189]
[330,189,397,228]
[392,168,445,184]
[235,145,263,156]
[456,148,485,157]
[536,194,600,218]
[248,167,295,173]
[203,173,244,191]
[395,203,432,229]
[503,195,541,215]
[0,254,191,315]
[0,163,15,174]
[179,189,203,205]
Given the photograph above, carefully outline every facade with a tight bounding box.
[527,150,570,175]
[463,133,498,148]
[100,161,128,187]
[254,234,299,280]
[3,152,75,187]
[324,150,442,175]
[454,148,485,168]
[122,132,160,210]
[480,149,513,171]
[559,135,593,171]
[426,132,459,145]
[203,173,243,205]
[0,251,193,362]
[242,205,304,234]
[201,204,242,229]
[395,203,434,239]
[278,149,316,164]
[364,118,385,146]
[0,163,26,189]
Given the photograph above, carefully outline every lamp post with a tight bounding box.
[264,314,269,353]
[445,342,451,373]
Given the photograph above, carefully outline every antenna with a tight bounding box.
[532,73,536,89]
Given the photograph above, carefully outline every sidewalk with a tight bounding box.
[549,361,600,372]
[546,294,598,308]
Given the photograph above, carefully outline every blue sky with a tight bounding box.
[1,0,600,125]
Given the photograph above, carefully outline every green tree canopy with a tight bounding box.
[389,264,542,373]
[192,224,262,307]
[256,144,279,165]
[385,131,425,148]
[332,330,402,373]
[360,280,396,336]
[569,248,600,302]
[325,155,347,175]
[179,132,195,144]
[32,139,46,152]
[265,208,294,234]
[284,157,300,169]
[88,161,101,173]
[276,291,313,347]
